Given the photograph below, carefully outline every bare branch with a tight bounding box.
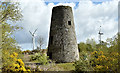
[37,35,44,49]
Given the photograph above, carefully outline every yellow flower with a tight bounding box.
[13,58,17,61]
[105,57,108,60]
[13,52,18,57]
[100,51,103,55]
[91,51,97,55]
[100,58,102,61]
[10,54,14,58]
[4,51,8,55]
[9,63,20,71]
[12,63,20,68]
[17,59,24,66]
[116,53,119,56]
[97,58,100,61]
[10,52,18,58]
[21,66,26,71]
[27,69,30,71]
[96,65,103,69]
[15,69,19,71]
[98,55,105,59]
[106,66,108,69]
[101,55,105,58]
[95,51,97,53]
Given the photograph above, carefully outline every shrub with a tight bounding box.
[30,53,50,65]
[32,49,40,53]
[90,50,119,72]
[74,51,93,71]
[2,52,30,72]
[22,50,31,54]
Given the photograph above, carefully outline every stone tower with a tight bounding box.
[47,5,79,63]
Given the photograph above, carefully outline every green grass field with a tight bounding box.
[24,54,75,71]
[39,63,75,71]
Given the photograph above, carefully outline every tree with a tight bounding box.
[78,42,87,52]
[0,2,22,23]
[0,2,23,71]
[86,38,96,48]
[37,35,45,50]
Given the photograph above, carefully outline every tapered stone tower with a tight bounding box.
[47,5,79,63]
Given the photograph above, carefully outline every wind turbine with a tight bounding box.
[97,19,104,48]
[29,28,38,50]
[98,26,103,45]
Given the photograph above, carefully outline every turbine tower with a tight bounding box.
[97,19,104,46]
[98,26,103,46]
[29,29,37,50]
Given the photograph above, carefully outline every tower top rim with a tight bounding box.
[53,5,72,9]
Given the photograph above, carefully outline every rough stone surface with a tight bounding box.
[47,6,79,63]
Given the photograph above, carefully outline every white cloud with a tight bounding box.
[74,0,118,43]
[14,0,118,50]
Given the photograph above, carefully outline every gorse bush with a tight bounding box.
[74,49,119,72]
[22,50,31,54]
[30,53,50,65]
[75,34,119,72]
[90,50,119,72]
[2,52,30,72]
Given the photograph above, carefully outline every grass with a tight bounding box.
[24,54,75,71]
[38,63,75,71]
[25,61,75,71]
[56,63,75,71]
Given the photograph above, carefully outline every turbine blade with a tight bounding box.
[33,28,38,34]
[29,31,33,35]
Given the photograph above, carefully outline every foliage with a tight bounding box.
[78,41,96,52]
[2,52,30,72]
[22,50,31,54]
[90,49,119,72]
[0,2,22,23]
[0,2,23,72]
[86,38,96,48]
[74,51,93,71]
[75,34,119,72]
[32,49,40,53]
[78,42,87,52]
[30,53,49,65]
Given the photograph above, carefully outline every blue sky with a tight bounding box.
[44,1,103,9]
[12,0,118,51]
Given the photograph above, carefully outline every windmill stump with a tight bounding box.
[47,6,79,63]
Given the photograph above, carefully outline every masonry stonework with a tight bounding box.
[47,6,79,63]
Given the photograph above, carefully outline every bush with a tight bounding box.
[90,50,119,72]
[75,34,119,72]
[2,52,30,72]
[22,50,31,54]
[32,49,40,53]
[74,50,119,72]
[74,51,93,71]
[30,53,50,65]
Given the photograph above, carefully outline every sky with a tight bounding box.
[12,0,118,51]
